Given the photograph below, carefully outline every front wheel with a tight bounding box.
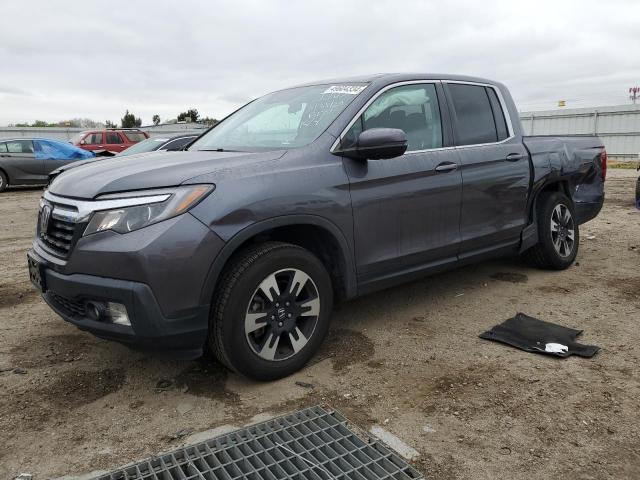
[0,170,8,192]
[209,241,333,380]
[522,191,579,270]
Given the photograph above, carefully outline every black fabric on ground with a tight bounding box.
[480,313,600,358]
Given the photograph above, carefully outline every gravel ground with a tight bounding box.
[1,169,638,479]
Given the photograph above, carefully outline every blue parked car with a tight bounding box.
[0,138,94,192]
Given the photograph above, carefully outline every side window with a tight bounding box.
[162,137,193,150]
[0,143,7,153]
[448,84,498,145]
[486,87,509,141]
[85,133,103,145]
[6,140,34,153]
[35,140,65,159]
[123,132,147,143]
[343,84,443,151]
[106,132,124,144]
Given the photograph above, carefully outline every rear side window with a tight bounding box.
[0,143,7,153]
[448,84,497,145]
[486,88,509,141]
[6,140,34,153]
[85,133,103,145]
[35,140,65,158]
[106,132,124,144]
[123,132,147,142]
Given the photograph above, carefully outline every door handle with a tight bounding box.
[435,162,458,173]
[506,153,524,161]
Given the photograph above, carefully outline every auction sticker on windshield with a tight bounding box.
[323,85,367,95]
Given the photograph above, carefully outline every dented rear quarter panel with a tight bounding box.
[523,135,605,222]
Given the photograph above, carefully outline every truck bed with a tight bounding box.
[523,134,606,225]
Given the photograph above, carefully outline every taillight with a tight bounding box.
[600,149,607,181]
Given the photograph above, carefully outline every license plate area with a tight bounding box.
[27,254,46,293]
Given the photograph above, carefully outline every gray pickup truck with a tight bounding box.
[28,74,606,380]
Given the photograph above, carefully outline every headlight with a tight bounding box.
[83,185,213,236]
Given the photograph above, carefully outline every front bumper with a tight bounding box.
[34,256,209,358]
[28,212,226,358]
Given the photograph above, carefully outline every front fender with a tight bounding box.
[198,215,357,307]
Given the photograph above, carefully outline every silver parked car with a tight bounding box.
[0,138,94,192]
[117,134,199,157]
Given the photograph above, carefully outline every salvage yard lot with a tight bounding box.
[1,169,638,479]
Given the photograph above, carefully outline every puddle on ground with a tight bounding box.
[314,328,375,371]
[44,368,126,409]
[10,334,92,368]
[537,285,572,294]
[1,368,126,431]
[173,358,238,402]
[0,281,38,308]
[490,272,528,283]
[606,276,640,301]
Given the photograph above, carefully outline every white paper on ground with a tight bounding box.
[545,342,569,354]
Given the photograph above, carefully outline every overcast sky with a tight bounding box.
[1,0,639,126]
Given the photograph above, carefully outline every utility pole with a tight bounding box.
[630,86,640,104]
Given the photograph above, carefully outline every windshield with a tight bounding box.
[189,83,368,152]
[117,137,167,156]
[71,132,88,144]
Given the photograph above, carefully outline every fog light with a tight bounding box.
[85,301,105,321]
[105,302,131,326]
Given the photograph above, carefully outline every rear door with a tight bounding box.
[443,82,530,256]
[104,131,127,153]
[35,139,77,173]
[340,82,463,292]
[80,132,105,152]
[0,140,44,184]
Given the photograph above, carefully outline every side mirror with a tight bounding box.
[336,128,407,160]
[80,140,86,145]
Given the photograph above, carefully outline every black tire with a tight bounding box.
[522,191,579,270]
[209,241,333,381]
[0,170,7,192]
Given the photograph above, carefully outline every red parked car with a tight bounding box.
[72,128,149,155]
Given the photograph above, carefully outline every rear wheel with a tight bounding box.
[209,241,333,380]
[0,170,7,192]
[522,191,579,270]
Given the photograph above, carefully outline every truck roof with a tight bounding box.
[291,73,500,88]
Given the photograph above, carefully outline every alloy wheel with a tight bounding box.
[244,268,320,361]
[550,203,575,257]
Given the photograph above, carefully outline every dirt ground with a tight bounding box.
[1,169,638,480]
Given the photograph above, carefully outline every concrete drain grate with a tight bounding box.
[95,405,423,480]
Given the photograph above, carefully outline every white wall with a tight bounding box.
[3,105,639,160]
[0,123,208,142]
[520,104,640,160]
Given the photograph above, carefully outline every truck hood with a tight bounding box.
[48,150,286,199]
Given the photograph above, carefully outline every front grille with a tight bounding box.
[41,217,76,255]
[37,199,83,258]
[95,406,422,480]
[50,293,86,318]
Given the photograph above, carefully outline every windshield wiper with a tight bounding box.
[199,148,245,153]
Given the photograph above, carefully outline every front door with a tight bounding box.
[339,82,463,292]
[80,132,105,152]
